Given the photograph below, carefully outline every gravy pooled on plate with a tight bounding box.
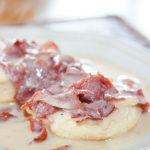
[0,40,149,150]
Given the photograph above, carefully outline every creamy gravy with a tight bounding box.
[0,59,150,150]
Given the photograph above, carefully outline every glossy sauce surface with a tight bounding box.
[0,59,150,150]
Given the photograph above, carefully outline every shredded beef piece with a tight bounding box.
[33,127,48,142]
[71,74,117,103]
[0,40,76,104]
[28,116,48,142]
[28,117,43,132]
[0,112,16,121]
[53,145,70,150]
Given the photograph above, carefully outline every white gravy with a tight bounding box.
[0,59,150,150]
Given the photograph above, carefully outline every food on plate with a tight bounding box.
[52,145,70,150]
[0,39,149,143]
[0,68,15,102]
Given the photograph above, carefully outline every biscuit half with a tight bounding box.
[0,68,15,103]
[50,101,141,140]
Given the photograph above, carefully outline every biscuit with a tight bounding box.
[50,101,141,140]
[0,68,15,102]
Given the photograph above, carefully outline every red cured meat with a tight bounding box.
[33,127,48,142]
[71,74,117,103]
[53,145,70,150]
[0,112,15,121]
[28,117,43,132]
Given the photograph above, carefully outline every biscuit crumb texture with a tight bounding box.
[0,68,15,102]
[50,101,141,140]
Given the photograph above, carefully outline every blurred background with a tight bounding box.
[0,0,149,46]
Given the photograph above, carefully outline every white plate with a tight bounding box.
[0,26,150,150]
